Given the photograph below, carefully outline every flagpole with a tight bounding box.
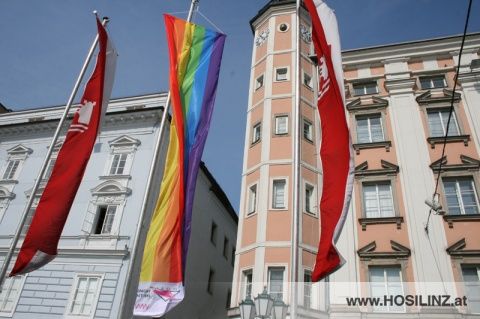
[291,0,302,318]
[118,1,199,317]
[0,13,108,290]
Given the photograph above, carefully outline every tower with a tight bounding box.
[229,1,328,317]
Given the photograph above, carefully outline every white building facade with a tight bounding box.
[0,93,238,319]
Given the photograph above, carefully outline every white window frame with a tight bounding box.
[352,81,378,96]
[0,188,14,224]
[304,182,316,215]
[1,160,20,181]
[105,136,140,177]
[241,269,253,299]
[252,122,262,145]
[65,273,104,319]
[303,119,313,142]
[274,115,289,135]
[356,114,385,143]
[247,183,258,216]
[255,74,264,91]
[426,108,460,138]
[419,75,447,90]
[0,275,26,317]
[0,145,32,182]
[362,181,396,218]
[303,71,313,90]
[271,178,288,210]
[442,176,480,215]
[91,204,118,235]
[368,266,405,313]
[267,266,286,302]
[461,264,480,314]
[303,269,312,308]
[274,67,290,82]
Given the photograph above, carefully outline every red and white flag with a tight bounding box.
[10,17,117,276]
[304,0,354,282]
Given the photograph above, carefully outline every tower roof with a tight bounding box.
[250,0,296,32]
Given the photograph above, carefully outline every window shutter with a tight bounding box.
[81,205,96,234]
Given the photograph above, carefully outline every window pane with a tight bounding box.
[248,185,257,214]
[427,111,444,137]
[439,110,459,136]
[269,268,284,300]
[363,185,380,218]
[356,118,370,143]
[444,177,479,215]
[109,154,120,175]
[378,184,394,217]
[276,68,288,81]
[369,116,384,142]
[276,116,288,135]
[101,205,117,234]
[303,121,313,141]
[273,180,286,209]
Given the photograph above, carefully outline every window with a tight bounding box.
[252,123,261,144]
[356,115,384,143]
[0,197,7,221]
[304,271,312,308]
[231,246,236,267]
[353,81,378,96]
[303,72,313,89]
[207,269,215,294]
[223,237,229,259]
[363,182,395,218]
[275,115,288,135]
[420,75,446,90]
[462,265,480,313]
[242,270,253,298]
[67,275,102,317]
[2,160,20,180]
[275,67,289,81]
[268,267,284,301]
[93,205,117,235]
[255,74,264,90]
[43,157,57,180]
[0,276,24,315]
[210,222,218,245]
[303,120,313,142]
[109,153,128,175]
[226,290,231,309]
[369,266,404,312]
[443,177,480,215]
[305,184,315,214]
[272,179,286,209]
[248,184,257,215]
[427,109,460,137]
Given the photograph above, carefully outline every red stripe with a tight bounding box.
[304,0,352,282]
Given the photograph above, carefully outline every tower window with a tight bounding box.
[275,67,289,82]
[255,74,264,91]
[252,123,262,144]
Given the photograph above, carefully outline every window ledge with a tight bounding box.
[358,216,404,231]
[443,214,480,228]
[99,174,132,180]
[353,141,391,154]
[0,179,18,185]
[250,140,261,148]
[427,135,470,148]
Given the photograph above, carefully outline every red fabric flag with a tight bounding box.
[10,17,117,276]
[304,0,354,282]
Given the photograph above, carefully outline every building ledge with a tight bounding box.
[443,213,480,228]
[353,141,391,154]
[358,216,404,231]
[427,135,470,148]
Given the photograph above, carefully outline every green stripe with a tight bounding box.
[180,26,205,123]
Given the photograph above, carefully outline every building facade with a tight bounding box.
[0,93,238,319]
[229,0,480,318]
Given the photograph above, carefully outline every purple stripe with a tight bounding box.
[182,33,226,274]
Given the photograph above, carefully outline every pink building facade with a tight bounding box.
[229,1,480,318]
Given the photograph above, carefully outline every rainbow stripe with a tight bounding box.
[135,15,225,316]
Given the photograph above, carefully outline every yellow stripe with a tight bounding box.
[140,120,181,282]
[177,22,195,85]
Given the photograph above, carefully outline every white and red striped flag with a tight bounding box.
[10,17,117,276]
[304,0,354,281]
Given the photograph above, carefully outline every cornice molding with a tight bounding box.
[416,89,461,105]
[446,238,480,258]
[346,96,389,113]
[354,160,399,177]
[430,155,480,172]
[357,240,411,260]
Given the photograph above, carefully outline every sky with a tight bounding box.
[0,0,479,211]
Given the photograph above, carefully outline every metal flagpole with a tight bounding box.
[291,0,302,318]
[118,1,199,317]
[0,13,108,290]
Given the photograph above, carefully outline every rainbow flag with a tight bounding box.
[134,15,226,317]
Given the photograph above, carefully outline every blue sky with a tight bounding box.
[1,0,479,211]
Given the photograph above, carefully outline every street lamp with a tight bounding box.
[271,299,288,319]
[239,295,256,319]
[239,287,288,319]
[254,287,274,318]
